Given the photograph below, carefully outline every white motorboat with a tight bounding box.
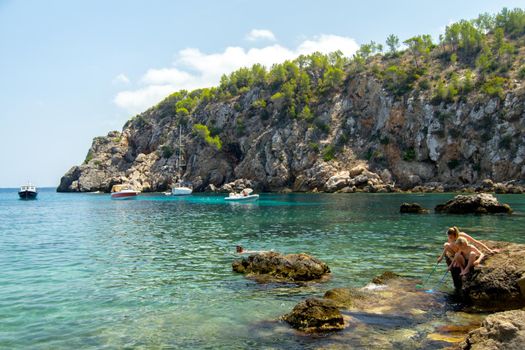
[224,188,259,201]
[110,184,139,200]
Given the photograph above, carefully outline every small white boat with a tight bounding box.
[19,183,38,200]
[110,184,139,200]
[171,181,192,196]
[225,188,259,201]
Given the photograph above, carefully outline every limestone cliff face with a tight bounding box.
[57,74,525,193]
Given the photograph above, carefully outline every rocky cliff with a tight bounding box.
[57,73,525,192]
[58,14,525,192]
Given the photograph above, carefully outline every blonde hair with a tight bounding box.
[456,237,468,246]
[448,226,460,239]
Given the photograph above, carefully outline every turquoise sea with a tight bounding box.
[1,188,524,349]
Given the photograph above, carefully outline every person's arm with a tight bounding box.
[437,247,446,263]
[473,246,484,265]
[461,232,493,253]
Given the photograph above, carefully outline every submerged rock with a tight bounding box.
[281,298,344,332]
[283,271,443,333]
[232,252,330,282]
[435,193,512,214]
[371,271,401,284]
[400,203,429,214]
[456,309,525,350]
[323,287,368,309]
[460,241,525,311]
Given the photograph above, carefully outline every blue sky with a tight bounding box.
[0,0,523,187]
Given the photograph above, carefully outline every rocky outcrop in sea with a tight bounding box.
[232,251,330,283]
[435,193,513,214]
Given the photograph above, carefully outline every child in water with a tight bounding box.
[437,226,494,266]
[235,245,269,254]
[454,237,484,276]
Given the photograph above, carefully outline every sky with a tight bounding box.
[0,0,523,188]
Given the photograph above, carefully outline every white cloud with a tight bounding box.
[297,34,359,56]
[112,73,130,84]
[115,85,174,112]
[246,29,276,42]
[114,33,359,113]
[141,68,193,85]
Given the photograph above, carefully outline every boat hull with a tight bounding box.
[111,191,138,200]
[18,190,38,200]
[224,194,259,201]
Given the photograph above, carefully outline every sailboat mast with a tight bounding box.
[178,125,182,178]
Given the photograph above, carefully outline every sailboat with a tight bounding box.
[171,125,192,196]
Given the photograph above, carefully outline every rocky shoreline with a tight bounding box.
[232,238,525,348]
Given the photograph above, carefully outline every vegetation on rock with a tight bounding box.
[58,8,525,193]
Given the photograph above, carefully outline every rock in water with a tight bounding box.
[371,271,401,284]
[323,287,368,309]
[460,241,525,311]
[457,309,525,350]
[434,193,512,214]
[232,252,330,282]
[400,203,429,214]
[282,298,344,332]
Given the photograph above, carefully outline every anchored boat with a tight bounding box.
[18,183,38,200]
[170,126,193,196]
[225,188,259,201]
[110,184,139,200]
[172,181,192,196]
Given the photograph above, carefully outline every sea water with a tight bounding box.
[1,188,524,349]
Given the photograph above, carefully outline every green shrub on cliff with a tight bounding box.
[160,145,174,158]
[518,65,525,80]
[403,148,416,161]
[481,76,506,99]
[193,124,222,150]
[322,145,336,161]
[128,7,525,138]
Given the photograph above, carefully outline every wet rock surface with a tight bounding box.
[247,269,525,348]
[459,241,525,312]
[434,193,512,214]
[283,272,446,336]
[456,309,525,350]
[400,202,429,214]
[232,252,330,282]
[282,298,344,332]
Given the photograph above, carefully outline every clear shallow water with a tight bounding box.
[1,189,524,349]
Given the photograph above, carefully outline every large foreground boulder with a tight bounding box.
[456,309,525,350]
[232,252,330,282]
[282,298,344,332]
[435,193,512,214]
[460,241,525,311]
